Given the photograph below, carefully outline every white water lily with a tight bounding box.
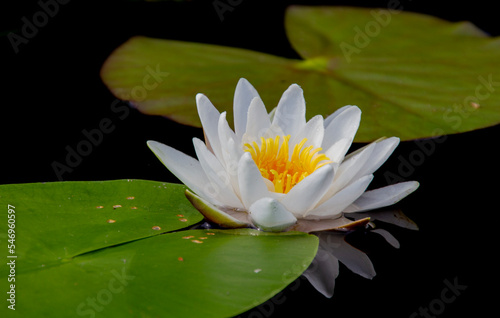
[148,78,419,232]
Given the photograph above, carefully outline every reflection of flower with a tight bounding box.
[148,78,419,232]
[304,209,418,297]
[304,231,375,298]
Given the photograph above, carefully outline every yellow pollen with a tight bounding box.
[243,135,332,194]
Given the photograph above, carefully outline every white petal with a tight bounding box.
[335,142,375,184]
[192,138,243,208]
[242,96,271,143]
[185,189,249,228]
[196,94,223,161]
[289,115,325,151]
[324,137,353,167]
[323,105,354,127]
[349,137,400,180]
[344,181,420,213]
[249,197,297,232]
[147,140,221,205]
[319,142,376,204]
[281,165,334,218]
[262,178,275,192]
[218,112,242,166]
[323,106,361,151]
[225,138,244,196]
[217,113,244,197]
[308,174,374,219]
[261,123,285,140]
[272,84,306,137]
[268,106,277,122]
[234,78,260,141]
[237,153,271,209]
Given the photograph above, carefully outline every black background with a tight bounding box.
[1,0,499,317]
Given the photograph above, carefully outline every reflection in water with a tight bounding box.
[303,209,417,297]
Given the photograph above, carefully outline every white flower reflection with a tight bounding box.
[303,209,418,297]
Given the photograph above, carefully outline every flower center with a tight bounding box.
[243,135,332,194]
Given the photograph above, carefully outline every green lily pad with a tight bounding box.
[100,6,500,142]
[285,6,500,141]
[0,181,318,317]
[100,36,296,127]
[0,180,203,270]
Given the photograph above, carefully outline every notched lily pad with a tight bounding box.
[0,181,320,318]
[0,179,203,268]
[101,6,500,141]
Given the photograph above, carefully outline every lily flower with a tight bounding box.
[148,78,419,232]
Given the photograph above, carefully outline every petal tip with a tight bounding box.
[146,140,165,153]
[237,77,251,86]
[408,181,420,191]
[195,93,205,101]
[287,83,304,94]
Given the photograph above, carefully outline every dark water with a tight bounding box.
[2,1,498,317]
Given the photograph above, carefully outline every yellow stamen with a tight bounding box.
[243,136,332,194]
